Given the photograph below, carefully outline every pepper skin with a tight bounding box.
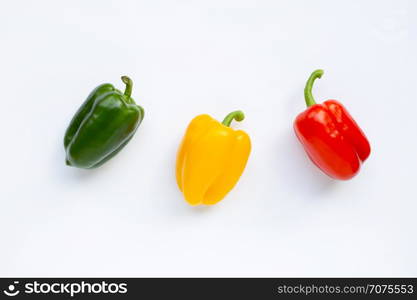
[294,69,371,180]
[176,111,251,205]
[64,76,144,169]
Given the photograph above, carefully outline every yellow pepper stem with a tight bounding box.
[221,110,245,127]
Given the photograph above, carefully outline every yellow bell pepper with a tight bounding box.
[176,111,251,206]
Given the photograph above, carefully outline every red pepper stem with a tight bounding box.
[304,69,324,107]
[222,110,245,127]
[121,76,133,98]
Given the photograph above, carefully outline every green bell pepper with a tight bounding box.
[64,76,144,169]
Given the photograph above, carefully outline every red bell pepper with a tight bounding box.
[294,69,371,180]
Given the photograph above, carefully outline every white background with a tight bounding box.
[0,0,416,277]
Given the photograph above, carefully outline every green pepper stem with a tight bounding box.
[121,76,133,98]
[304,69,324,107]
[221,110,245,127]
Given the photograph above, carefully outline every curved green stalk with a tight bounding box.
[121,76,133,98]
[304,69,324,107]
[222,110,245,127]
